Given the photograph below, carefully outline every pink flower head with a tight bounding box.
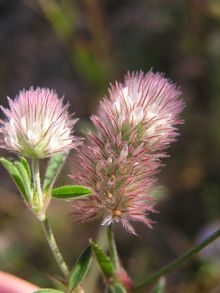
[71,71,184,234]
[0,87,80,158]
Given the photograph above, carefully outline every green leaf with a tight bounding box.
[14,161,32,197]
[90,240,114,278]
[52,185,91,199]
[0,158,29,201]
[20,157,31,180]
[69,246,92,291]
[151,277,166,293]
[111,283,127,293]
[43,152,68,191]
[33,288,65,293]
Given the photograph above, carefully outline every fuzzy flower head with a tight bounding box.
[0,87,79,158]
[101,71,183,151]
[72,71,184,234]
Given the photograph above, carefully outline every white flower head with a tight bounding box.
[0,87,80,158]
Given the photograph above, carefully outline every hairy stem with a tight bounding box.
[41,217,70,279]
[134,228,220,291]
[32,158,42,201]
[107,225,119,271]
[32,159,69,279]
[31,158,47,221]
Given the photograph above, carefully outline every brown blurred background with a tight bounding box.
[0,0,220,292]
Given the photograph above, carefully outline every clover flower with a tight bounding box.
[71,71,184,234]
[0,87,79,158]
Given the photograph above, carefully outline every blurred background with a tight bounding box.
[0,0,220,292]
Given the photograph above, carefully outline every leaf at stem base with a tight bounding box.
[90,240,114,279]
[69,246,92,291]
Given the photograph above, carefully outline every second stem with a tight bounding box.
[107,225,119,271]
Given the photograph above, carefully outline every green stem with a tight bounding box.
[31,159,69,279]
[134,228,220,292]
[32,158,42,201]
[41,217,70,279]
[107,225,119,271]
[31,158,46,221]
